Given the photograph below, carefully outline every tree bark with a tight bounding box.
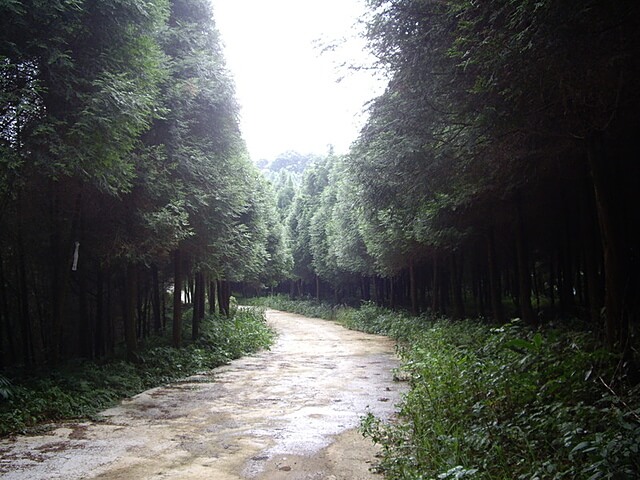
[581,184,602,326]
[486,226,505,323]
[192,271,205,341]
[450,253,465,319]
[123,263,139,362]
[152,264,162,334]
[409,258,418,315]
[515,195,537,327]
[77,262,92,358]
[431,256,439,312]
[587,133,629,350]
[0,253,15,365]
[172,249,183,348]
[95,267,106,358]
[217,279,231,317]
[209,280,216,314]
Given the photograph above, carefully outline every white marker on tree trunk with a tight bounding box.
[72,241,80,271]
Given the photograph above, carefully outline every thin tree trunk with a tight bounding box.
[16,194,33,365]
[123,263,138,362]
[515,195,537,327]
[77,263,91,358]
[217,279,231,317]
[487,226,505,323]
[192,271,205,341]
[579,170,603,327]
[587,133,629,350]
[450,253,465,319]
[18,236,32,365]
[431,256,439,312]
[558,201,575,317]
[152,264,162,334]
[209,280,216,314]
[172,249,183,348]
[95,267,106,358]
[0,253,15,365]
[409,258,418,315]
[548,254,556,308]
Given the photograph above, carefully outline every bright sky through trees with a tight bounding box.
[213,0,385,161]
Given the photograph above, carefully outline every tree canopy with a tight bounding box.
[0,0,289,366]
[276,0,640,353]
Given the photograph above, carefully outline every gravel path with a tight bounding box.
[0,309,405,479]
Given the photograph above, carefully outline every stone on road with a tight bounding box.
[0,309,406,479]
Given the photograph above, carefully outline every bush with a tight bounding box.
[363,320,640,479]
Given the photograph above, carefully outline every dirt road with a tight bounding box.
[0,309,406,479]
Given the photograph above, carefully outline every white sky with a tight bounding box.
[212,0,386,161]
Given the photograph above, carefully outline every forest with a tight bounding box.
[0,0,290,367]
[1,0,639,477]
[269,0,640,359]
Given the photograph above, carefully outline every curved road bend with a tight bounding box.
[0,309,406,480]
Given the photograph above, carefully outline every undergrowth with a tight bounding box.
[248,295,640,479]
[245,294,340,321]
[0,307,274,437]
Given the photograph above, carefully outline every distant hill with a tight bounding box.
[257,151,323,175]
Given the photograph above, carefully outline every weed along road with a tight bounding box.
[0,310,406,479]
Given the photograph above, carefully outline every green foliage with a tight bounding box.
[245,295,339,321]
[0,308,274,437]
[247,297,639,479]
[361,319,640,479]
[0,374,13,400]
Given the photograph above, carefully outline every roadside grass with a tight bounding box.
[0,307,274,437]
[245,295,640,479]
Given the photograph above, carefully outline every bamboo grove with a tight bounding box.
[274,0,640,356]
[0,0,290,367]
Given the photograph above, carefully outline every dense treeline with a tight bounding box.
[278,0,640,356]
[0,0,289,367]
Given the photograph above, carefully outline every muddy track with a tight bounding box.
[0,309,406,479]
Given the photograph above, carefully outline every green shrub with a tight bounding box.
[362,320,640,479]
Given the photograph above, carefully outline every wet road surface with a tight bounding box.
[0,309,405,479]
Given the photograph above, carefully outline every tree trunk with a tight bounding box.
[409,258,418,315]
[152,264,162,334]
[487,226,505,323]
[431,256,439,312]
[217,279,231,317]
[172,249,183,348]
[515,195,537,327]
[0,253,15,365]
[587,133,629,350]
[450,253,465,319]
[77,263,92,358]
[192,271,205,341]
[361,275,371,302]
[95,267,106,358]
[18,234,32,365]
[123,263,138,362]
[557,200,575,317]
[209,280,216,314]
